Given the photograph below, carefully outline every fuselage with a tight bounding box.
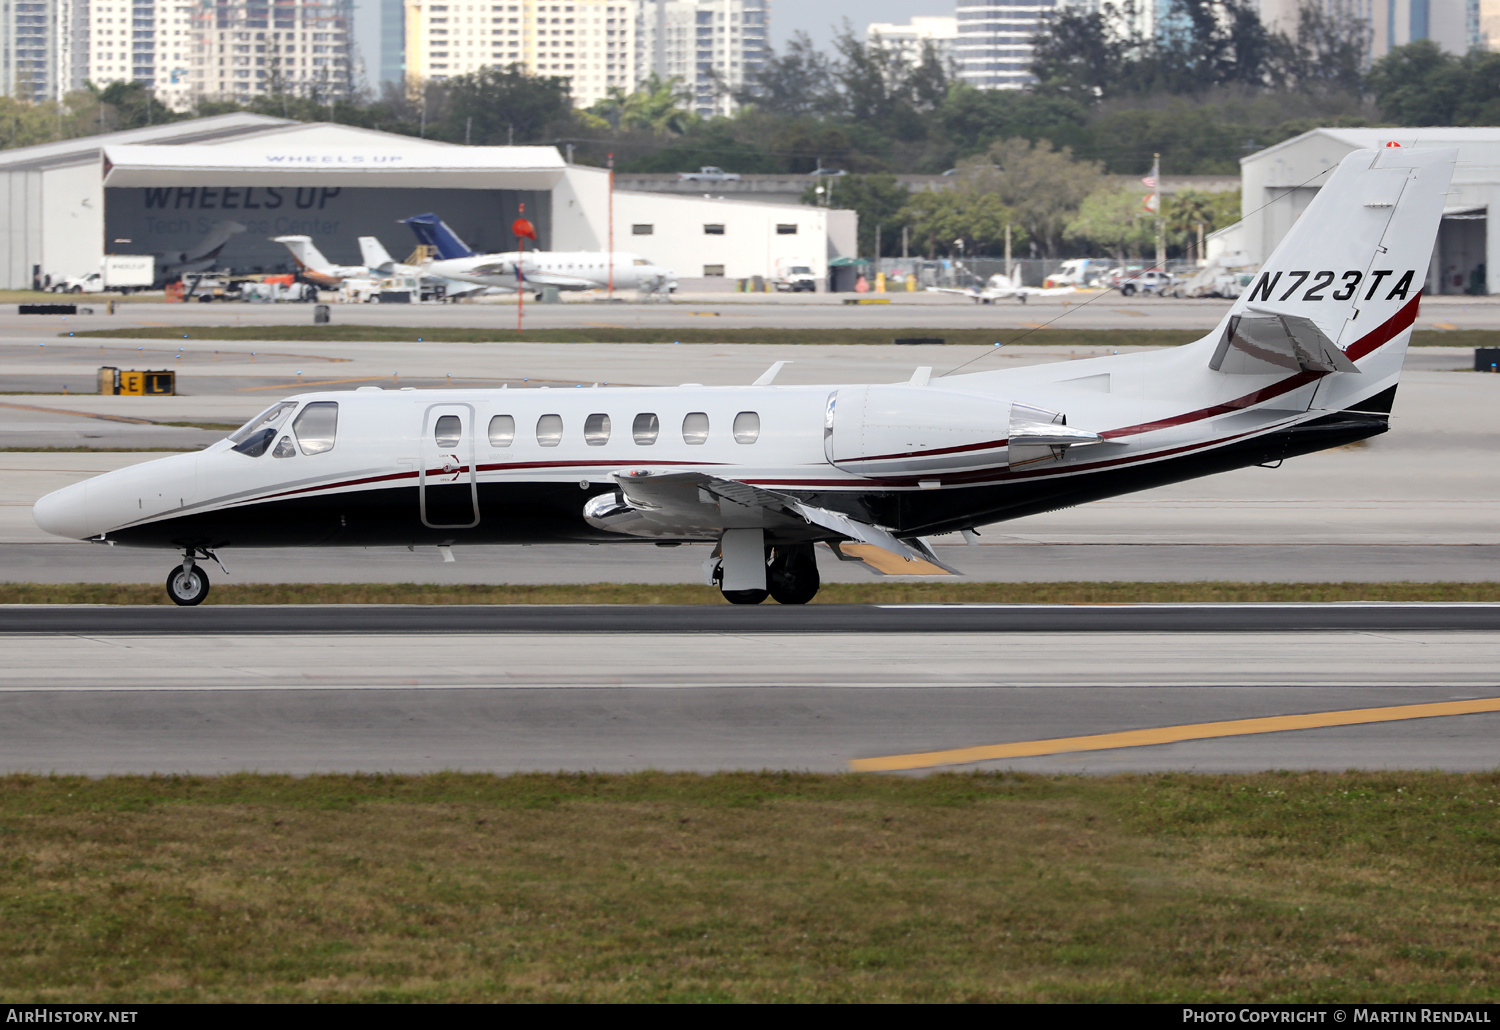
[30,321,1402,554]
[428,251,675,292]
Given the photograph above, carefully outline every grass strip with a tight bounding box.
[3,580,1499,605]
[66,325,1500,348]
[3,769,1500,1001]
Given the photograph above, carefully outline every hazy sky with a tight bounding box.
[774,1,955,52]
[351,1,959,89]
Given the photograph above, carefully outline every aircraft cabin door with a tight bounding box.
[420,403,480,529]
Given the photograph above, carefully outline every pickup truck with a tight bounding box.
[678,166,741,182]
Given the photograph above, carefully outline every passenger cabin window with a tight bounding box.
[293,401,339,455]
[488,414,515,447]
[682,411,709,445]
[584,413,611,446]
[433,414,462,449]
[633,412,659,445]
[536,413,563,447]
[733,411,760,444]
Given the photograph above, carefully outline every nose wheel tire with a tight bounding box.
[166,564,210,606]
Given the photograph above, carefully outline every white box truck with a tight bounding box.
[56,255,156,294]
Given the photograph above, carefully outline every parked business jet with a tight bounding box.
[34,146,1450,605]
[157,220,246,284]
[401,213,677,295]
[928,271,1076,305]
[273,235,373,289]
[275,234,485,297]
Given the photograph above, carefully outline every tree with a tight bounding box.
[1065,186,1156,259]
[802,173,909,256]
[1166,188,1240,256]
[1367,41,1500,126]
[590,73,696,135]
[958,138,1104,256]
[898,189,1029,259]
[436,65,572,144]
[736,31,840,119]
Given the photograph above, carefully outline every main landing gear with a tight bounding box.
[165,548,224,606]
[712,530,821,605]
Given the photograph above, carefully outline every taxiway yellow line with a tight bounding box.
[850,697,1500,772]
[237,376,389,391]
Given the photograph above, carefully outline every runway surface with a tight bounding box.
[6,602,1500,634]
[0,618,1498,774]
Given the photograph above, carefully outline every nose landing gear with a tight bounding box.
[165,548,225,606]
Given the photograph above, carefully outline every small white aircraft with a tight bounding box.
[34,145,1451,606]
[402,213,676,296]
[928,271,1076,305]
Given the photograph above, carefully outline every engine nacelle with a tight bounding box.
[823,387,1101,477]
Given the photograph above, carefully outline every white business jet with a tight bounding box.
[928,271,1076,305]
[402,213,677,296]
[35,145,1450,606]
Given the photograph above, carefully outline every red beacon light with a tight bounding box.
[1385,141,1403,147]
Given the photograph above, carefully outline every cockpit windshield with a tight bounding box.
[230,402,297,444]
[230,401,297,457]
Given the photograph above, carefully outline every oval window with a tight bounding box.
[632,412,659,445]
[584,412,611,446]
[488,414,515,447]
[536,413,563,447]
[433,414,462,449]
[293,401,339,455]
[682,411,709,445]
[733,411,760,444]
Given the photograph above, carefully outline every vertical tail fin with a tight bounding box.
[1216,146,1455,385]
[358,236,396,272]
[401,214,475,260]
[272,234,335,274]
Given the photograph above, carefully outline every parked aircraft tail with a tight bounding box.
[401,213,475,260]
[359,236,396,272]
[273,235,337,275]
[1214,145,1454,386]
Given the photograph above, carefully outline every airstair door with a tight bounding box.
[420,403,479,529]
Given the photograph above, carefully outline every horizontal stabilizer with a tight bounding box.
[1210,310,1359,375]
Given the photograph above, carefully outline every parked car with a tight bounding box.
[1114,269,1177,296]
[678,166,741,182]
[808,167,846,178]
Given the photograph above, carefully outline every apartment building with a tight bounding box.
[70,0,198,107]
[403,0,636,108]
[954,0,1061,90]
[2,0,61,101]
[865,15,959,68]
[635,0,767,118]
[189,0,353,103]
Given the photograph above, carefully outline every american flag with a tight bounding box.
[1141,174,1157,188]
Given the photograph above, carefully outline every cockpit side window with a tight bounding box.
[292,401,339,455]
[230,401,296,456]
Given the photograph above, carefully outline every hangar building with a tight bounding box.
[0,113,853,289]
[1240,128,1500,296]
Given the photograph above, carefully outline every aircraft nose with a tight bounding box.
[32,481,91,540]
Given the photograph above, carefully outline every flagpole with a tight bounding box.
[517,202,525,336]
[1153,152,1164,273]
[607,151,615,300]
